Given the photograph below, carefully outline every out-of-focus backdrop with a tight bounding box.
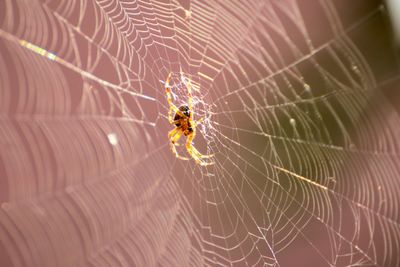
[1,0,400,266]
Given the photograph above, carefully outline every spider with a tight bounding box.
[165,72,214,166]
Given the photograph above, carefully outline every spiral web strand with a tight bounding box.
[0,0,400,266]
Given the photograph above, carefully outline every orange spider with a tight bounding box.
[165,72,214,166]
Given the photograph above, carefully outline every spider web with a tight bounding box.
[0,0,400,266]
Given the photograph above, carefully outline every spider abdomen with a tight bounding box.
[174,105,193,135]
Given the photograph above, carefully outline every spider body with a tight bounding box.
[173,105,193,137]
[165,73,214,166]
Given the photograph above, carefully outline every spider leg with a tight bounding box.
[168,127,179,141]
[182,73,194,119]
[169,128,183,146]
[193,146,214,159]
[168,128,189,160]
[166,72,187,124]
[165,72,182,124]
[190,118,214,157]
[192,117,204,127]
[186,132,213,158]
[185,132,214,166]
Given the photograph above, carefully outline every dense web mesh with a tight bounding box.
[1,0,400,266]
